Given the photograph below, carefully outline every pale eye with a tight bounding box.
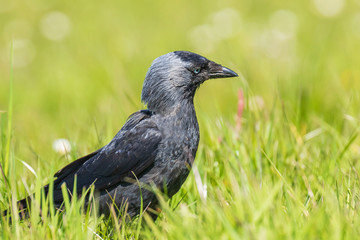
[194,68,201,74]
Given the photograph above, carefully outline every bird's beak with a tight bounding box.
[208,61,238,79]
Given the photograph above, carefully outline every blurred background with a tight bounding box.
[0,0,359,171]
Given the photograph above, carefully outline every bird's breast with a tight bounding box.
[145,106,200,196]
[144,126,198,197]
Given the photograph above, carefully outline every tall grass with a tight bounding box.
[1,80,360,238]
[1,0,360,238]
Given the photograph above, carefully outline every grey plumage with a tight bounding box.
[11,51,238,220]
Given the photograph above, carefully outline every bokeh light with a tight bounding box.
[189,8,241,54]
[40,11,72,41]
[313,0,346,17]
[352,13,360,38]
[269,10,298,39]
[11,38,36,68]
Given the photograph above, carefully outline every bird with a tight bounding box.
[9,51,238,220]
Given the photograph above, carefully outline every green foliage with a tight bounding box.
[1,0,360,239]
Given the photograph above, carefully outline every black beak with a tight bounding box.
[208,61,238,79]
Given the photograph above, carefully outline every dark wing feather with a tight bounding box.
[51,110,161,202]
[43,149,102,195]
[54,149,102,184]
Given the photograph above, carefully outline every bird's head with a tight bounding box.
[141,51,238,113]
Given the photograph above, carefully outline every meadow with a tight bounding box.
[1,0,360,239]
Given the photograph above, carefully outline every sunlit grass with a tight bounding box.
[1,0,360,238]
[1,85,360,238]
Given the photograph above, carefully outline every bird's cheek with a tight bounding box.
[196,75,207,84]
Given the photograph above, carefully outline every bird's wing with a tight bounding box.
[51,110,162,201]
[43,148,102,195]
[52,149,103,184]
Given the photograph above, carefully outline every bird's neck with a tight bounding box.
[153,98,199,130]
[160,97,196,115]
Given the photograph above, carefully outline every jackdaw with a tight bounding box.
[10,51,238,220]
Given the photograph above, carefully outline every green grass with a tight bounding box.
[1,0,360,239]
[1,81,360,239]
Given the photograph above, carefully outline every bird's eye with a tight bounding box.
[194,68,201,74]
